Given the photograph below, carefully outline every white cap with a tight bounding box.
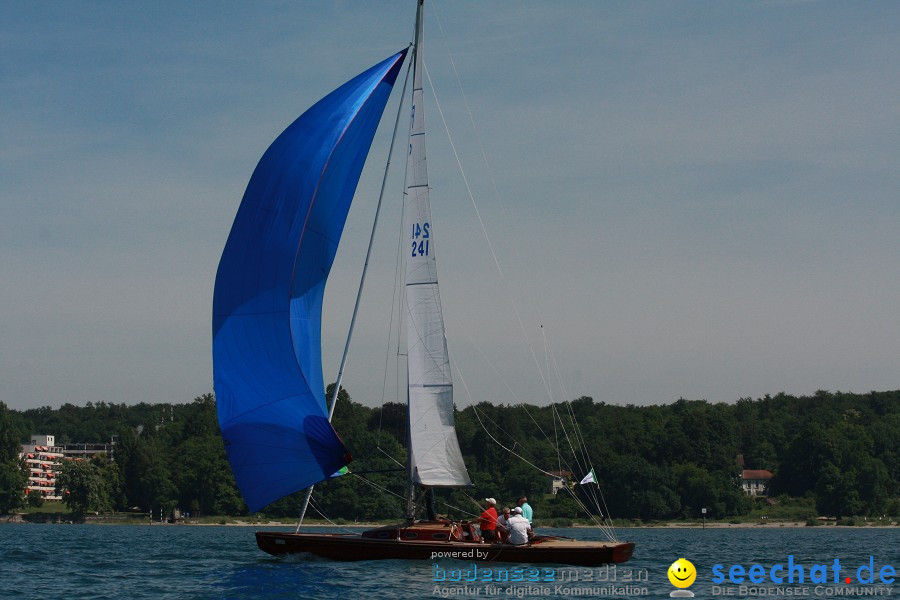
[513,507,523,515]
[485,497,497,505]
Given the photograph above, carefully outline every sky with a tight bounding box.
[2,1,898,411]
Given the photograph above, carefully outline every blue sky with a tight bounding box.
[2,1,898,411]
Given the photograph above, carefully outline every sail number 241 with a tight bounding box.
[411,222,430,257]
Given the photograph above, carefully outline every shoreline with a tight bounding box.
[4,514,896,528]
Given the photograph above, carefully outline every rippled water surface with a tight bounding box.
[2,524,897,598]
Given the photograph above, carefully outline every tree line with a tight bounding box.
[0,389,898,521]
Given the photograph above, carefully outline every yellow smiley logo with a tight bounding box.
[668,558,697,588]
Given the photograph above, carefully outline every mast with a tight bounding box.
[403,0,471,521]
[405,0,426,520]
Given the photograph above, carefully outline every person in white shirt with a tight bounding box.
[506,507,533,546]
[496,507,511,542]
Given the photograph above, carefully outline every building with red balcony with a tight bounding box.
[21,434,65,501]
[19,434,116,501]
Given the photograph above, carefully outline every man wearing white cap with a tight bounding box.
[506,506,533,546]
[479,498,499,542]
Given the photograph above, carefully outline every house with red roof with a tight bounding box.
[741,469,773,496]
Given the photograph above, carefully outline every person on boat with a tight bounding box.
[506,507,534,545]
[517,496,533,524]
[496,507,512,542]
[479,498,499,542]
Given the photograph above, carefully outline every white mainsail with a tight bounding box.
[403,0,471,488]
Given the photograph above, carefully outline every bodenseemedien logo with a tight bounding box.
[669,558,697,597]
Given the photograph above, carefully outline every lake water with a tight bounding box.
[2,524,897,599]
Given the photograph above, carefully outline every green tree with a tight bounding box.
[0,462,26,514]
[94,455,126,511]
[174,435,243,516]
[8,389,900,521]
[0,401,27,514]
[55,459,109,518]
[135,443,177,514]
[26,491,44,508]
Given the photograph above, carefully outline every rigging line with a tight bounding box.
[539,327,606,518]
[437,500,480,520]
[431,4,557,403]
[461,401,544,466]
[449,348,559,479]
[553,404,561,476]
[518,402,582,481]
[543,326,553,404]
[327,45,413,424]
[400,266,451,377]
[586,471,617,537]
[551,410,596,514]
[540,328,583,478]
[350,473,407,518]
[425,53,589,491]
[549,399,601,513]
[564,420,607,523]
[563,402,592,482]
[350,473,405,503]
[544,330,592,476]
[543,366,587,477]
[307,495,359,534]
[377,446,406,469]
[431,1,526,281]
[539,323,616,534]
[474,403,593,504]
[457,324,522,403]
[432,8,606,518]
[455,322,597,492]
[423,63,553,402]
[545,471,614,539]
[433,6,611,533]
[350,468,406,475]
[540,327,563,475]
[538,324,568,479]
[432,8,618,540]
[432,4,615,533]
[377,56,415,452]
[561,485,617,542]
[575,487,617,542]
[562,487,609,536]
[407,487,431,521]
[551,403,588,486]
[298,53,413,532]
[544,335,616,538]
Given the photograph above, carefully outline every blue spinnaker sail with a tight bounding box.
[213,50,407,513]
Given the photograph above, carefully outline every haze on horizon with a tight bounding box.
[2,1,898,411]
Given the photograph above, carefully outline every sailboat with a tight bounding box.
[212,0,634,566]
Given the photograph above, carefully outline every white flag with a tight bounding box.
[579,469,596,485]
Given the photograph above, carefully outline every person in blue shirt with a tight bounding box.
[517,496,533,524]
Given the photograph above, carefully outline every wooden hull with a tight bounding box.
[256,523,634,566]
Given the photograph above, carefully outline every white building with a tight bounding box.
[19,434,117,501]
[741,469,774,496]
[21,435,64,501]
